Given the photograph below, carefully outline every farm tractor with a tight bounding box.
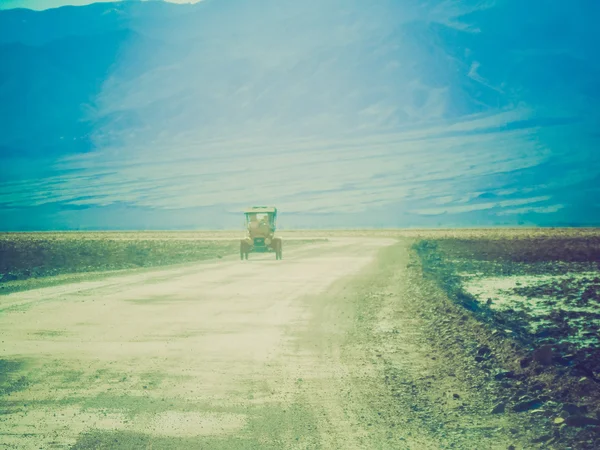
[240,206,282,260]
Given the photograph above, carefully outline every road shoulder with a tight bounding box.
[295,238,535,449]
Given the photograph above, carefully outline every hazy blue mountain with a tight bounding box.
[0,0,599,229]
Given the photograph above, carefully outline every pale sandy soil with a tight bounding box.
[3,227,599,242]
[0,237,535,449]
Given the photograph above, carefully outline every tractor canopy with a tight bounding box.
[243,206,277,231]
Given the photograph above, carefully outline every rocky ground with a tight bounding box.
[0,234,239,283]
[0,233,324,294]
[415,234,600,449]
[0,231,599,449]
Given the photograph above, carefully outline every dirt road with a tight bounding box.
[1,238,529,449]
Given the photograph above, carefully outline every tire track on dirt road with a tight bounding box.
[270,240,533,449]
[0,238,389,449]
[0,237,533,449]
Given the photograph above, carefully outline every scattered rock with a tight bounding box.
[534,328,554,338]
[512,390,527,400]
[533,345,553,365]
[519,357,532,369]
[494,370,515,381]
[577,377,597,390]
[565,416,600,427]
[563,403,581,415]
[477,345,491,356]
[529,382,544,392]
[513,398,543,412]
[531,434,552,443]
[491,402,506,414]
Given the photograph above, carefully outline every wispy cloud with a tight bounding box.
[410,196,551,216]
[0,0,599,228]
[0,0,204,11]
[496,204,565,216]
[0,116,552,213]
[467,61,504,93]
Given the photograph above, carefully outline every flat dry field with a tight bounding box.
[0,230,599,449]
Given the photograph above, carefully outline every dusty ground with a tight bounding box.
[0,233,325,290]
[0,236,594,449]
[414,235,600,449]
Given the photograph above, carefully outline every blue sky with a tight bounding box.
[0,0,599,229]
[0,0,201,10]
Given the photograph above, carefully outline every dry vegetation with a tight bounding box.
[0,234,239,283]
[1,229,599,448]
[414,230,600,449]
[0,232,324,289]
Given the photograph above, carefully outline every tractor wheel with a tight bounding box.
[272,238,282,260]
[240,241,250,260]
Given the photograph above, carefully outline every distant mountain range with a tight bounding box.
[0,0,506,158]
[0,0,599,229]
[0,2,194,159]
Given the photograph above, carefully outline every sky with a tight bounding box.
[0,0,201,10]
[0,0,599,229]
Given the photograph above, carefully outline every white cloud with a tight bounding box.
[411,196,551,216]
[1,114,551,215]
[1,0,594,228]
[467,61,504,93]
[0,0,203,10]
[496,204,565,216]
